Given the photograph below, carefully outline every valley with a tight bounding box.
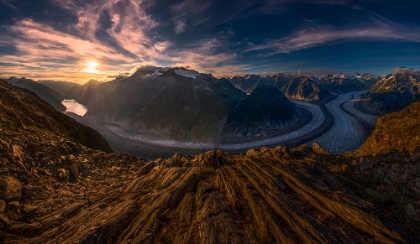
[72,90,377,158]
[309,91,378,154]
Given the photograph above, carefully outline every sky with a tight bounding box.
[0,0,419,83]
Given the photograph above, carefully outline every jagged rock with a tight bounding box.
[165,152,187,167]
[21,204,38,219]
[360,161,377,171]
[416,177,420,188]
[57,168,69,182]
[0,213,11,230]
[405,203,419,220]
[21,185,44,200]
[79,161,89,177]
[5,201,20,221]
[12,145,24,159]
[37,168,52,176]
[312,143,330,155]
[0,213,11,242]
[138,161,156,175]
[0,176,22,202]
[9,222,43,237]
[0,200,6,212]
[197,150,228,169]
[68,164,78,182]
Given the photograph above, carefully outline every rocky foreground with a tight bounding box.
[1,79,420,243]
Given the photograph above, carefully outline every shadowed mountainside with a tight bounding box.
[65,78,123,109]
[6,77,66,112]
[85,68,245,141]
[38,80,80,97]
[223,85,311,140]
[0,79,111,152]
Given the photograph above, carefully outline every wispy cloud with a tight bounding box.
[245,23,420,55]
[169,0,213,34]
[0,0,18,10]
[174,20,186,34]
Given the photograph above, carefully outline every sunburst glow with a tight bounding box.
[84,61,99,74]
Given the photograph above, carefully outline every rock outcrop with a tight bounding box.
[3,146,409,243]
[355,102,420,156]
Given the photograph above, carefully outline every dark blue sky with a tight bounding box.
[0,0,419,82]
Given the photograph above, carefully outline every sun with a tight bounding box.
[84,61,99,73]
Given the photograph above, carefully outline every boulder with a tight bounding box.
[0,176,22,202]
[21,204,38,219]
[0,213,11,230]
[69,164,78,181]
[57,168,69,182]
[5,201,20,221]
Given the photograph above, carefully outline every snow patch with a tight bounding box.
[174,69,199,79]
[145,71,163,77]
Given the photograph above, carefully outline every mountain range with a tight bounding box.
[37,80,81,97]
[356,71,420,114]
[83,67,314,142]
[229,74,333,101]
[0,77,419,242]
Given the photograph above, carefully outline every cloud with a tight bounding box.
[245,23,420,55]
[0,19,135,77]
[0,0,18,10]
[0,1,168,81]
[174,20,186,34]
[170,0,213,34]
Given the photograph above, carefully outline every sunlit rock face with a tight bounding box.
[62,99,88,116]
[355,101,420,156]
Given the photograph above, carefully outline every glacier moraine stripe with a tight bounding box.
[105,100,325,150]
